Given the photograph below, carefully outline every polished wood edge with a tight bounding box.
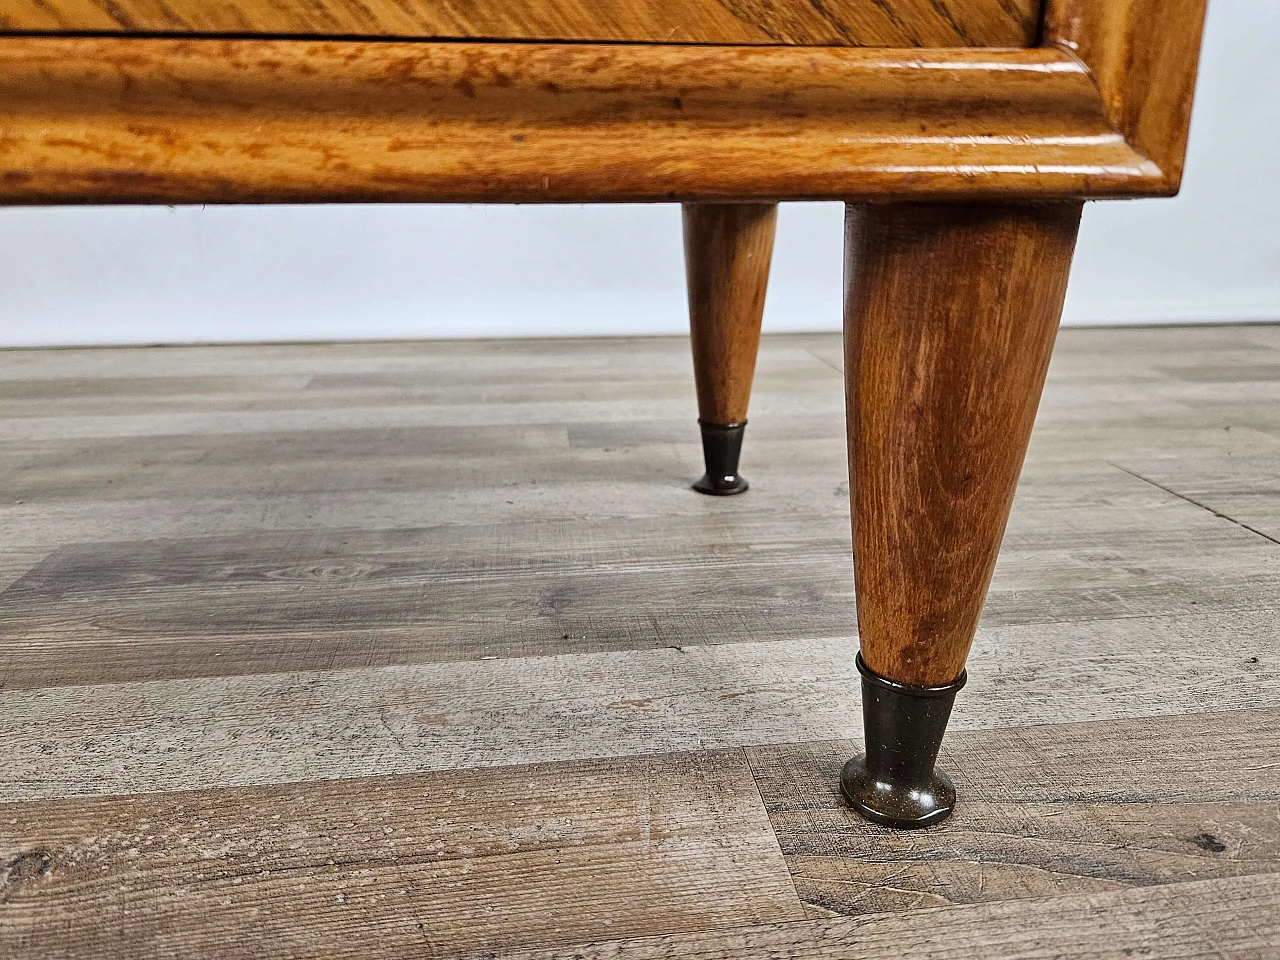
[0,36,1193,204]
[1044,0,1208,195]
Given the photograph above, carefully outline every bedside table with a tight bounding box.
[0,0,1207,827]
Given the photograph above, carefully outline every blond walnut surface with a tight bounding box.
[0,41,1162,206]
[0,0,1039,46]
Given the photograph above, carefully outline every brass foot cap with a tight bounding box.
[840,755,957,829]
[693,420,749,496]
[692,472,749,496]
[842,653,966,829]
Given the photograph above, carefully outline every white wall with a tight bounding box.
[1,0,1276,348]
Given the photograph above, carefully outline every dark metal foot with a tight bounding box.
[692,420,749,495]
[841,653,966,829]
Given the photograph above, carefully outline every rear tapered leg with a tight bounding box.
[683,203,777,495]
[841,201,1083,827]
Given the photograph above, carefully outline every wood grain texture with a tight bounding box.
[750,707,1280,917]
[0,328,1276,958]
[4,331,1280,695]
[3,459,1278,690]
[0,0,1040,46]
[481,875,1280,960]
[0,751,806,958]
[3,716,1277,960]
[844,203,1083,686]
[1045,0,1208,192]
[0,548,48,594]
[0,516,860,686]
[684,204,777,425]
[2,610,1277,802]
[0,40,1163,205]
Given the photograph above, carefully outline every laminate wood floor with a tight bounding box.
[2,326,1278,958]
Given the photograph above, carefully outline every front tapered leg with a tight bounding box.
[841,201,1083,827]
[683,203,777,495]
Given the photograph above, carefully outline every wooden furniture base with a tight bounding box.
[0,0,1206,827]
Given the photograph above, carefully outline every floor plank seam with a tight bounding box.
[3,328,1279,957]
[1108,461,1280,547]
[803,349,844,375]
[741,746,813,915]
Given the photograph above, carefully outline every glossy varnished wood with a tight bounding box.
[1045,0,1208,191]
[0,0,1207,205]
[0,0,1041,46]
[684,204,776,427]
[0,41,1161,206]
[844,203,1083,687]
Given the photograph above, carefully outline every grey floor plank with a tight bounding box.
[3,455,1275,687]
[748,707,1280,917]
[481,874,1280,960]
[0,751,805,960]
[1,611,1276,801]
[2,326,1278,960]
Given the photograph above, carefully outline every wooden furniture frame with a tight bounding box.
[0,0,1207,827]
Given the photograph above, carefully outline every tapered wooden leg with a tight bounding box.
[841,201,1083,827]
[683,203,777,495]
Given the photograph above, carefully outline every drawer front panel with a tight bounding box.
[0,0,1039,46]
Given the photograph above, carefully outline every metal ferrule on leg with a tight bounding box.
[692,419,749,495]
[841,653,967,829]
